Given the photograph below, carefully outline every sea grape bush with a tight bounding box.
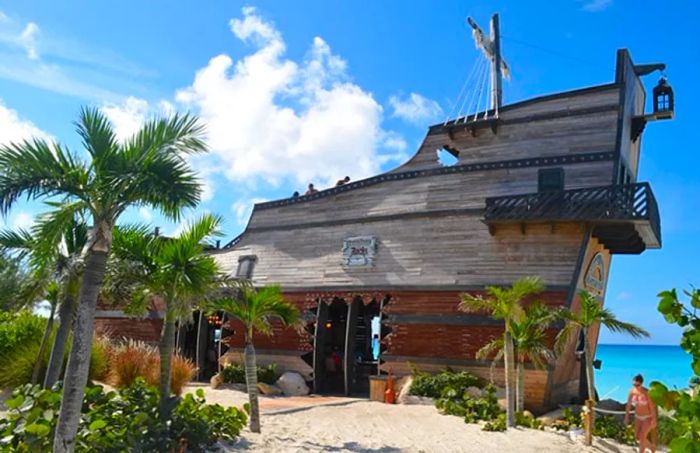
[220,363,278,385]
[435,384,501,425]
[0,379,247,452]
[408,367,484,399]
[651,287,700,452]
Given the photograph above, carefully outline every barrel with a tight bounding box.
[369,375,388,402]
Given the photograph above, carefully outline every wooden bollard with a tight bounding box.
[584,399,594,446]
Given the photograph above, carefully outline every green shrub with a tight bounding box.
[657,415,678,447]
[483,414,507,432]
[0,330,109,388]
[593,415,635,445]
[409,367,484,399]
[221,363,278,385]
[0,379,247,452]
[435,384,501,424]
[0,311,46,358]
[515,411,544,430]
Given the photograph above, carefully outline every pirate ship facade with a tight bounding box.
[95,15,674,411]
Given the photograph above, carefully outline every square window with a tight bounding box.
[538,168,564,192]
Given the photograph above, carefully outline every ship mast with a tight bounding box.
[467,13,508,113]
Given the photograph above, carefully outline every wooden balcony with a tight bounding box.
[484,183,661,254]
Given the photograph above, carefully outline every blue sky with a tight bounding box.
[0,0,697,345]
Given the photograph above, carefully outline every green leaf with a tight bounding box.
[4,395,23,410]
[196,388,204,398]
[89,419,107,431]
[25,423,50,437]
[669,436,692,452]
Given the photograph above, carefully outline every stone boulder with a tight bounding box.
[258,382,283,396]
[276,371,310,396]
[537,408,565,426]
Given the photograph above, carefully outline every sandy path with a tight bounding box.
[225,401,639,453]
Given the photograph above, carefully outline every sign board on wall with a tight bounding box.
[342,236,377,267]
[583,252,606,296]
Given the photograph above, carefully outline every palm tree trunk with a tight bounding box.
[503,331,516,428]
[32,301,57,384]
[44,291,76,388]
[516,359,525,413]
[244,338,261,433]
[583,328,596,402]
[53,249,108,453]
[158,313,176,418]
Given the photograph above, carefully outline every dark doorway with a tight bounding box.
[178,311,226,381]
[312,297,382,396]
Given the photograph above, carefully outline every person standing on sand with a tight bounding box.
[624,374,657,453]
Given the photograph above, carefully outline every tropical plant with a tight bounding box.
[650,287,700,452]
[108,213,221,416]
[209,283,299,433]
[0,107,207,451]
[0,215,88,388]
[408,367,484,399]
[220,363,278,385]
[556,290,649,404]
[0,251,30,311]
[0,379,247,452]
[460,276,545,427]
[0,311,46,360]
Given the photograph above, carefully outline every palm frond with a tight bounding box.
[75,107,118,166]
[0,139,89,215]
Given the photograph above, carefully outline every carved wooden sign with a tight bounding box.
[583,252,606,296]
[342,236,377,267]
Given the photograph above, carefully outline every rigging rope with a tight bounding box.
[458,57,486,122]
[445,59,481,124]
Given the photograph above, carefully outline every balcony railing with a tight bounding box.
[484,183,660,247]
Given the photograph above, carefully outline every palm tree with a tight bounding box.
[0,108,206,452]
[109,214,222,417]
[0,215,90,388]
[475,302,557,413]
[460,276,544,427]
[209,283,299,433]
[510,302,557,412]
[556,290,649,404]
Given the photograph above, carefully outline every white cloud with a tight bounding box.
[389,92,442,124]
[232,197,268,226]
[0,99,50,144]
[101,96,150,142]
[176,7,393,188]
[382,131,407,151]
[138,207,153,223]
[581,0,612,12]
[19,22,39,60]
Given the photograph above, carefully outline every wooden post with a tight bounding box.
[584,399,594,446]
[489,13,503,111]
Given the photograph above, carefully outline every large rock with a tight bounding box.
[537,408,565,426]
[597,398,625,411]
[258,382,282,396]
[465,386,483,399]
[276,371,310,396]
[210,373,223,389]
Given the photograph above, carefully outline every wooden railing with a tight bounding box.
[484,183,660,241]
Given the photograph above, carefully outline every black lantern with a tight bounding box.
[653,76,674,119]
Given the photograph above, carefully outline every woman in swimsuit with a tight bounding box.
[624,374,657,453]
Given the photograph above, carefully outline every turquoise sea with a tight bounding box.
[594,344,693,402]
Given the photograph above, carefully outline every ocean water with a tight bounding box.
[594,344,693,402]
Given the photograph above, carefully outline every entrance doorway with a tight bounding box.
[313,297,383,395]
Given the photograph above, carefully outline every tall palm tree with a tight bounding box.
[556,290,649,404]
[0,108,206,452]
[460,276,544,427]
[109,214,222,417]
[209,283,299,433]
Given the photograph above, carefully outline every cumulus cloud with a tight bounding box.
[0,99,50,144]
[138,207,153,223]
[175,6,396,188]
[389,92,443,124]
[581,0,612,12]
[101,96,150,142]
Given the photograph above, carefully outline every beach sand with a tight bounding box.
[181,386,639,453]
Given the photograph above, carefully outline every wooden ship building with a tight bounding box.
[95,15,674,411]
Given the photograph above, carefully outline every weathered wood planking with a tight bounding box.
[400,86,620,171]
[246,161,614,229]
[213,221,585,289]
